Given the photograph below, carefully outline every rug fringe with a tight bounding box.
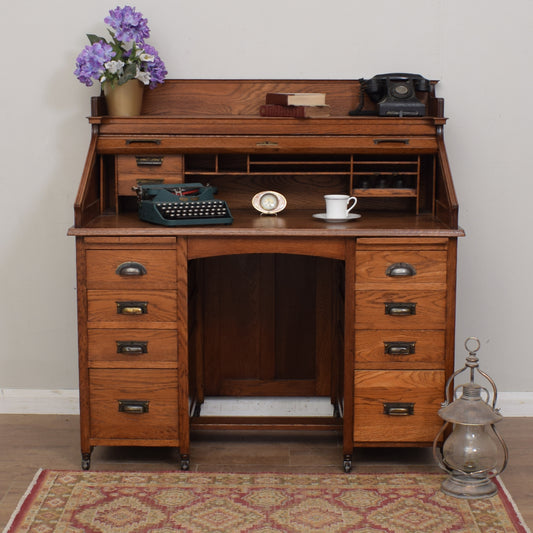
[2,469,43,533]
[495,475,532,533]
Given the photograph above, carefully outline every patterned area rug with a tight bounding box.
[4,470,530,533]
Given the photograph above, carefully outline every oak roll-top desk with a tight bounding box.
[68,79,464,472]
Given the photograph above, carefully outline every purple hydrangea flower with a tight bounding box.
[104,6,150,44]
[142,43,167,88]
[75,7,166,90]
[74,41,115,86]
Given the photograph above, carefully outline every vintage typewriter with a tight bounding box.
[134,183,233,226]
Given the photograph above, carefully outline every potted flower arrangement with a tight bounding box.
[74,5,167,116]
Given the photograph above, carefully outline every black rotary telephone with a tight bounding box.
[350,73,430,117]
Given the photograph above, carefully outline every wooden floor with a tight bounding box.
[0,415,531,529]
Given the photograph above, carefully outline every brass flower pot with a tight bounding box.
[103,79,144,116]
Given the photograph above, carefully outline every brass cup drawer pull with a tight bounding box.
[385,302,416,316]
[383,402,414,416]
[135,178,164,186]
[115,262,147,277]
[386,262,417,277]
[118,400,150,414]
[116,341,148,355]
[135,156,163,167]
[125,139,161,145]
[384,341,416,355]
[116,301,148,315]
[373,138,410,145]
[256,141,279,149]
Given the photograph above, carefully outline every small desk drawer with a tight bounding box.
[88,329,178,367]
[117,154,183,196]
[356,250,447,288]
[86,249,177,289]
[355,290,446,329]
[90,369,178,440]
[355,330,445,368]
[353,370,444,443]
[87,290,177,326]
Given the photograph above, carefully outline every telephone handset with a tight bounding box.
[350,73,430,117]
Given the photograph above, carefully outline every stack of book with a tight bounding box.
[260,92,330,118]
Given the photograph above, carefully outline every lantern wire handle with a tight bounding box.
[443,337,499,409]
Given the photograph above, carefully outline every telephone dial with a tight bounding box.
[350,73,430,117]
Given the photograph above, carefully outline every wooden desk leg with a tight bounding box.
[76,238,92,470]
[177,238,191,470]
[343,238,356,472]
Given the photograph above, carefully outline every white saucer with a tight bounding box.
[312,213,361,223]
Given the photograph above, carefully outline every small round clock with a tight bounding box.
[252,191,287,215]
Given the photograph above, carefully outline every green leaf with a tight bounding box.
[124,62,137,75]
[87,34,106,45]
[107,29,119,43]
[118,63,138,85]
[110,43,124,59]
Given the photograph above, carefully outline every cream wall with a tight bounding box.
[1,0,532,398]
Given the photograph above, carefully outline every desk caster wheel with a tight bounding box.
[180,455,190,471]
[343,455,352,473]
[81,453,91,471]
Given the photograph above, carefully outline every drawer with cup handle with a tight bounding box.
[353,370,444,444]
[88,329,178,368]
[86,248,177,290]
[117,154,184,196]
[354,330,445,369]
[355,290,446,330]
[356,249,447,289]
[87,290,177,326]
[89,368,179,442]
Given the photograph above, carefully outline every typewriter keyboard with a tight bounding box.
[156,200,231,221]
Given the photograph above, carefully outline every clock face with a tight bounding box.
[260,193,279,211]
[252,191,287,215]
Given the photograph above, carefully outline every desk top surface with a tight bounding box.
[68,210,464,238]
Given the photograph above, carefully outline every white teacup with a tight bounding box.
[324,194,357,220]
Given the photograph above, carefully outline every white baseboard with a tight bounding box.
[496,393,533,417]
[0,389,80,414]
[0,389,531,417]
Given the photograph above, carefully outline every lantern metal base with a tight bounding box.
[441,473,498,499]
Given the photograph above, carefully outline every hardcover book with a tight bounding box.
[260,104,331,118]
[265,92,326,106]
